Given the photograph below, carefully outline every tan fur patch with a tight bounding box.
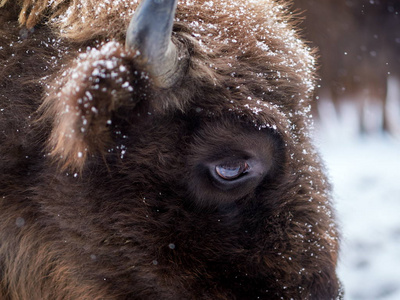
[39,41,139,171]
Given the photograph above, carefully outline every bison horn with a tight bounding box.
[126,0,184,88]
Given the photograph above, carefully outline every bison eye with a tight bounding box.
[207,157,261,191]
[215,161,249,180]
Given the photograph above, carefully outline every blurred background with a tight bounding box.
[291,0,400,299]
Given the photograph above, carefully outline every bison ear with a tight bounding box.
[39,42,145,172]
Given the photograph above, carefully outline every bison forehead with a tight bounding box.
[6,0,315,96]
[181,0,316,91]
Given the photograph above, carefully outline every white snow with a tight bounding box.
[316,120,400,299]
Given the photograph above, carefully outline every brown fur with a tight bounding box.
[0,0,342,299]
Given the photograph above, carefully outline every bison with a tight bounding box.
[0,0,342,299]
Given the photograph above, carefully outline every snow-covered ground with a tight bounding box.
[316,119,400,300]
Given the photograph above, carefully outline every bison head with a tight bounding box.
[0,0,341,299]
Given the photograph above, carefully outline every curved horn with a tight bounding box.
[126,0,183,88]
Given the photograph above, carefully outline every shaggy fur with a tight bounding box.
[0,0,342,299]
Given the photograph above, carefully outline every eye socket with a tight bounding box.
[215,161,250,180]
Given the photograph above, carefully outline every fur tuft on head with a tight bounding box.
[39,42,142,171]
